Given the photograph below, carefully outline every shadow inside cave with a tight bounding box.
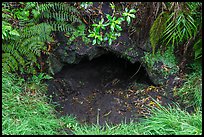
[46,53,170,126]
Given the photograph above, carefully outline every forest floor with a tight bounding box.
[47,53,175,126]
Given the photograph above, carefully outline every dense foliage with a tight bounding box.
[2,2,202,135]
[2,2,202,75]
[2,2,83,76]
[150,2,202,65]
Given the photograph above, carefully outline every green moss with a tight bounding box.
[143,46,179,78]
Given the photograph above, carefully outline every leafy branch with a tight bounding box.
[88,3,136,46]
[122,8,136,25]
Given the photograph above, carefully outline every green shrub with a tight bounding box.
[176,69,202,111]
[88,3,136,45]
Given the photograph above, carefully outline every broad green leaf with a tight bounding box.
[88,33,95,37]
[129,9,136,13]
[115,25,122,31]
[118,17,124,22]
[97,39,101,45]
[106,14,112,20]
[129,14,135,18]
[111,24,115,32]
[98,35,103,41]
[123,12,128,16]
[115,33,121,37]
[127,16,131,24]
[9,30,20,37]
[111,35,117,40]
[95,27,100,33]
[108,39,112,45]
[101,26,105,30]
[103,23,109,27]
[92,24,98,27]
[93,39,96,45]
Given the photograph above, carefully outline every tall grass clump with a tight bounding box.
[2,71,75,135]
[72,104,202,135]
[177,63,202,111]
[141,104,202,135]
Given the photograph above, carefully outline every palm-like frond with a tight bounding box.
[150,12,169,54]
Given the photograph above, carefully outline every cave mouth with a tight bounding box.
[47,52,155,126]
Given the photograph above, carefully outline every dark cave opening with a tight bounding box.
[54,52,154,86]
[47,52,156,125]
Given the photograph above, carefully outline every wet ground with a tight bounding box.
[47,53,174,126]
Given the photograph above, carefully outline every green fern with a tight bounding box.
[2,23,53,75]
[40,2,80,15]
[2,53,18,71]
[49,21,76,32]
[150,12,169,55]
[39,2,82,33]
[2,2,83,75]
[161,11,197,47]
[12,50,25,66]
[161,2,201,48]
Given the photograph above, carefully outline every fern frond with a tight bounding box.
[2,22,53,74]
[39,2,82,32]
[3,53,18,71]
[49,21,76,32]
[2,2,82,75]
[2,63,11,72]
[28,41,45,56]
[21,23,52,39]
[69,14,82,24]
[12,50,25,66]
[40,2,79,14]
[2,44,15,53]
[150,12,169,54]
[25,53,37,63]
[161,3,199,47]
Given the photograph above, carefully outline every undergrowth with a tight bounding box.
[143,46,179,77]
[2,71,74,135]
[2,70,202,135]
[72,104,202,135]
[176,62,202,111]
[2,23,53,75]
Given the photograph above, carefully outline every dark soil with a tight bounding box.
[47,53,174,126]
